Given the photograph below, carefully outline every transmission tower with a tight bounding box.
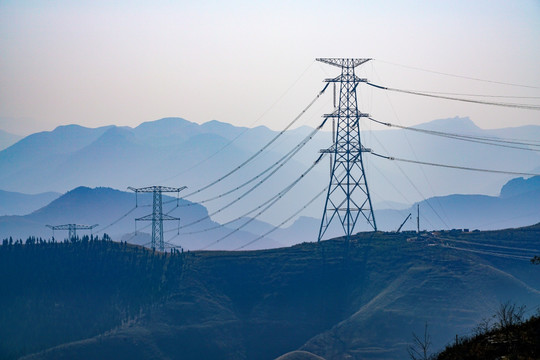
[46,223,98,240]
[128,186,187,252]
[317,58,377,243]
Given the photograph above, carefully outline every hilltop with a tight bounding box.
[2,224,539,360]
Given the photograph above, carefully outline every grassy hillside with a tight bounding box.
[2,226,539,360]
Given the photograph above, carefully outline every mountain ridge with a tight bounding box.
[1,116,538,225]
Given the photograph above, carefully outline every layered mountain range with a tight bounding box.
[1,116,539,246]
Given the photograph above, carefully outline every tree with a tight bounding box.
[495,301,525,329]
[408,322,432,360]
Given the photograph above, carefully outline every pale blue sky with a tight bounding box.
[1,0,539,135]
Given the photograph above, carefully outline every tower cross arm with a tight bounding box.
[128,186,187,193]
[135,214,180,221]
[46,224,98,230]
[316,58,371,68]
[324,74,368,83]
[324,110,370,118]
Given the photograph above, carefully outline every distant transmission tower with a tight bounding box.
[317,58,377,242]
[46,223,98,240]
[128,186,186,252]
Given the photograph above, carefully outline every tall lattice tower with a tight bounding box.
[317,58,377,242]
[129,186,186,252]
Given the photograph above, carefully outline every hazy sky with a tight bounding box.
[1,0,539,135]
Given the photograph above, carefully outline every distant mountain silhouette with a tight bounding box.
[237,175,540,240]
[0,129,22,151]
[0,186,282,250]
[1,116,538,226]
[0,190,60,216]
[2,176,537,251]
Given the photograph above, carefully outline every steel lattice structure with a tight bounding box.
[128,186,186,252]
[317,58,377,242]
[46,223,98,240]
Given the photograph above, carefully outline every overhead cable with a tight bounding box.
[235,185,329,250]
[174,126,328,231]
[93,206,138,234]
[173,117,328,209]
[374,59,540,89]
[366,117,540,152]
[199,154,326,250]
[153,61,316,184]
[366,82,540,110]
[371,151,540,177]
[181,83,330,199]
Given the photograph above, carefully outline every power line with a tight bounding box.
[366,82,540,110]
[93,206,137,234]
[154,61,316,184]
[368,131,446,230]
[374,59,540,89]
[370,65,452,229]
[438,237,539,253]
[173,117,327,209]
[235,184,329,250]
[365,117,540,152]
[367,117,540,146]
[405,90,540,99]
[371,151,540,177]
[199,154,326,250]
[181,83,330,200]
[440,243,534,261]
[174,125,328,231]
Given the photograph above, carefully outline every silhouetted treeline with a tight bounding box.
[435,311,539,359]
[0,235,185,360]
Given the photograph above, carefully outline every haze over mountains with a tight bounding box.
[0,190,60,216]
[0,186,284,250]
[1,116,539,246]
[0,175,538,250]
[0,129,22,151]
[1,117,539,359]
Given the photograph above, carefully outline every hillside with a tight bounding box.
[0,236,185,360]
[2,225,538,360]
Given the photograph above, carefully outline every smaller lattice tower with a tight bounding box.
[46,223,98,240]
[128,186,186,252]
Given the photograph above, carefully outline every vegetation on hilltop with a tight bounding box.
[0,236,184,360]
[434,304,539,359]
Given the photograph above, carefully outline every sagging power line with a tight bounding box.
[365,117,540,152]
[366,82,540,110]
